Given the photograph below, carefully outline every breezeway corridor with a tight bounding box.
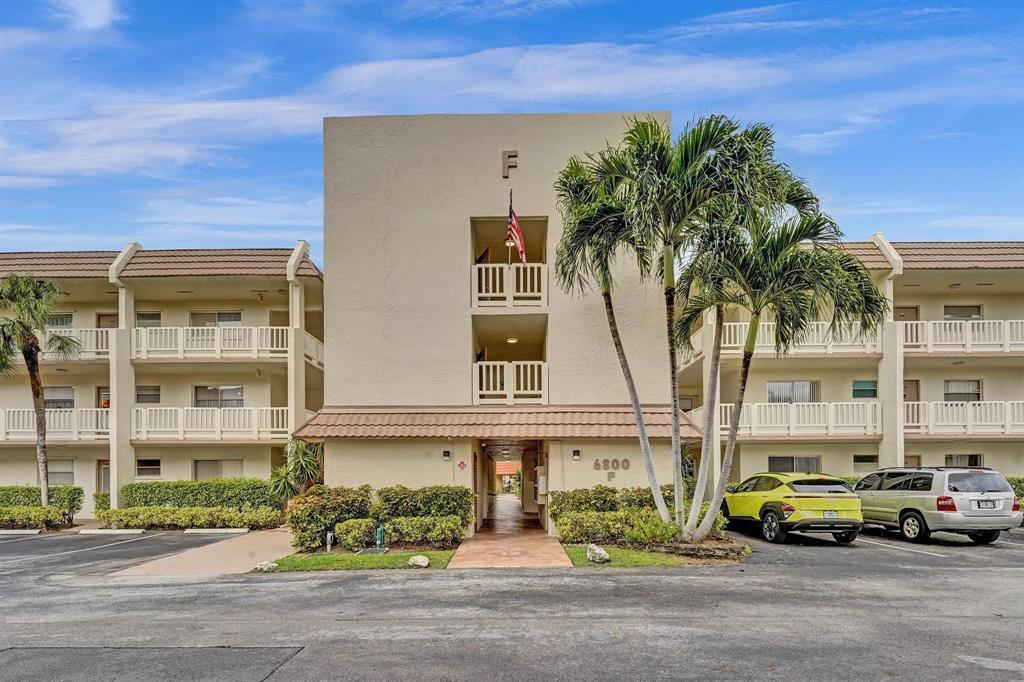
[447,493,571,568]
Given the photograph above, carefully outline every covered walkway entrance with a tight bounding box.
[448,493,571,568]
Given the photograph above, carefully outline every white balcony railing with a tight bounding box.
[1,408,110,441]
[133,327,289,359]
[303,332,324,369]
[132,407,289,440]
[40,328,111,360]
[472,264,548,307]
[720,321,880,355]
[904,401,1024,435]
[690,402,881,437]
[473,361,547,405]
[902,320,1024,353]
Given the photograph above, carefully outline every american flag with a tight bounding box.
[507,191,526,264]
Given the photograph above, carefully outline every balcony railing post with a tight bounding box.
[505,362,514,405]
[504,266,514,306]
[1003,320,1010,353]
[965,403,973,434]
[176,408,184,440]
[1,409,6,440]
[472,365,481,406]
[70,410,78,441]
[925,323,933,353]
[964,323,972,353]
[827,404,835,435]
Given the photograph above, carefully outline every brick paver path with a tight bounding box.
[448,494,571,568]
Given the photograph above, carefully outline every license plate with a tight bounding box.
[823,511,839,519]
[978,500,996,510]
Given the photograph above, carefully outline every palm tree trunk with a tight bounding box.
[23,343,49,507]
[685,305,723,534]
[602,289,671,523]
[663,244,684,528]
[694,315,759,540]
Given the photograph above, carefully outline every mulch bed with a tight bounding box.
[622,537,749,560]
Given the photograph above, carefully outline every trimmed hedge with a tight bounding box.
[0,505,68,530]
[98,506,281,530]
[549,480,698,522]
[93,492,110,513]
[287,484,373,550]
[1007,477,1024,501]
[384,515,465,549]
[0,485,84,520]
[335,518,377,551]
[556,505,727,545]
[120,478,276,509]
[373,485,474,525]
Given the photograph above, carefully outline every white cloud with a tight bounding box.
[0,175,62,188]
[396,0,592,21]
[928,215,1024,231]
[49,0,123,31]
[136,194,322,228]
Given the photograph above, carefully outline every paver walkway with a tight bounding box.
[112,527,294,577]
[448,494,571,568]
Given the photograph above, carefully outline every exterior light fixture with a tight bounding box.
[175,290,194,294]
[948,283,961,289]
[442,450,451,462]
[504,238,516,247]
[952,360,965,366]
[572,449,581,461]
[505,336,519,344]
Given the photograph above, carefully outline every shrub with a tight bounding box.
[548,486,619,521]
[556,510,634,544]
[692,502,728,539]
[286,484,373,550]
[840,476,862,488]
[623,510,680,544]
[120,478,277,509]
[383,515,465,548]
[98,506,281,530]
[0,505,67,529]
[374,485,421,521]
[335,518,377,551]
[373,485,474,524]
[1007,476,1024,501]
[93,492,110,513]
[0,485,85,520]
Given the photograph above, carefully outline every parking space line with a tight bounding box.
[993,540,1024,548]
[0,536,48,545]
[0,532,167,566]
[857,538,949,558]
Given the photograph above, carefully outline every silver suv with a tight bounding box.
[853,467,1022,544]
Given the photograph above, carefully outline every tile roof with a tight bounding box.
[837,242,891,270]
[890,242,1024,269]
[118,248,322,278]
[0,251,119,278]
[294,405,702,440]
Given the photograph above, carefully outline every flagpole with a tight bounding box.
[506,188,514,266]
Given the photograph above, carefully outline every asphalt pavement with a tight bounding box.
[0,528,1022,681]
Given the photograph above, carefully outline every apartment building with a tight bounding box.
[0,243,324,516]
[681,238,1024,480]
[297,113,701,531]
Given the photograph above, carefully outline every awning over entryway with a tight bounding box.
[294,404,702,441]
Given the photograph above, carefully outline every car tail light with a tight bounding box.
[780,503,795,518]
[936,496,957,512]
[1013,498,1021,512]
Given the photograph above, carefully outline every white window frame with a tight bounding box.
[192,459,244,481]
[768,455,822,473]
[945,454,983,467]
[193,385,244,408]
[851,380,878,399]
[943,305,982,321]
[767,380,820,404]
[46,313,73,328]
[943,379,982,402]
[135,458,162,478]
[189,311,242,328]
[135,385,161,404]
[43,386,75,410]
[135,311,162,328]
[46,458,75,486]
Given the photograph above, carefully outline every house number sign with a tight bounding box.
[593,458,630,471]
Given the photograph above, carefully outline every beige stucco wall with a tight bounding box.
[323,113,673,407]
[903,365,1024,402]
[324,439,475,489]
[892,292,1023,321]
[133,444,274,482]
[733,441,880,479]
[905,440,1022,473]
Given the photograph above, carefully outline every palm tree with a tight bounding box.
[0,275,80,506]
[677,212,888,540]
[554,156,671,523]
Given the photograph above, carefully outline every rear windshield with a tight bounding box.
[947,472,1012,493]
[788,479,852,493]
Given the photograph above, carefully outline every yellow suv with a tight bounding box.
[724,472,863,544]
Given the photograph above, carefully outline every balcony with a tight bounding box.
[1,408,109,441]
[132,407,289,441]
[472,264,548,308]
[40,328,110,361]
[472,361,547,405]
[904,401,1024,436]
[723,321,879,355]
[133,327,289,360]
[689,402,881,438]
[902,320,1024,353]
[303,332,325,369]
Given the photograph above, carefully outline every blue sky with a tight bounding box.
[1,0,1022,264]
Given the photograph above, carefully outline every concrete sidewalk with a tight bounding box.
[112,527,293,577]
[448,494,571,568]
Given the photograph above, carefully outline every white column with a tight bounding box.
[108,290,136,509]
[287,280,307,432]
[877,279,904,468]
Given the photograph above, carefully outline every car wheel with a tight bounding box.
[967,530,1001,545]
[833,531,858,544]
[900,512,931,543]
[761,510,787,543]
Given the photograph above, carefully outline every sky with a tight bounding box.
[1,0,1022,265]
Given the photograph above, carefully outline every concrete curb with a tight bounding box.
[0,529,41,535]
[183,528,250,534]
[79,529,145,535]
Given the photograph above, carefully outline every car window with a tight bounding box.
[753,477,781,492]
[909,474,933,492]
[789,478,852,493]
[735,477,760,493]
[854,474,881,491]
[947,472,1012,493]
[880,472,914,491]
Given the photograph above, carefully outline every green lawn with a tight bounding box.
[272,550,455,572]
[564,545,684,567]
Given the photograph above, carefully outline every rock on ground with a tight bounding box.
[253,561,279,573]
[586,545,610,563]
[407,555,430,568]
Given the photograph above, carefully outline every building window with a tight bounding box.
[767,381,819,404]
[135,386,161,404]
[136,459,161,477]
[768,455,821,473]
[945,454,983,467]
[135,312,162,328]
[943,305,981,320]
[853,454,879,473]
[851,380,878,399]
[679,396,696,411]
[193,459,244,481]
[46,314,72,328]
[97,387,110,409]
[47,459,75,486]
[43,387,74,409]
[944,380,981,402]
[193,385,243,408]
[190,311,242,328]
